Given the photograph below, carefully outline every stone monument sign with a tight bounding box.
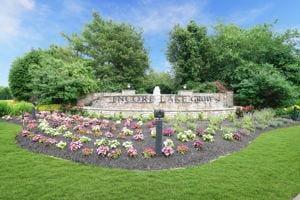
[78,87,235,117]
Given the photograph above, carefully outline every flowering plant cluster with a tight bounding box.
[21,130,30,137]
[196,128,206,137]
[162,146,175,157]
[202,134,214,142]
[121,127,133,136]
[143,147,156,158]
[105,132,114,138]
[82,148,93,156]
[122,141,133,149]
[177,130,196,142]
[223,133,234,141]
[163,139,174,147]
[56,141,67,149]
[127,147,138,158]
[233,132,242,140]
[96,145,110,157]
[108,140,120,149]
[133,133,144,141]
[79,136,91,143]
[69,141,83,151]
[193,140,204,150]
[150,128,156,137]
[108,149,122,159]
[176,145,189,154]
[94,138,108,146]
[162,128,175,136]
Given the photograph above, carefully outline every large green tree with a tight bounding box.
[9,49,44,101]
[167,21,300,107]
[9,46,96,104]
[64,12,149,92]
[28,54,96,104]
[167,21,212,86]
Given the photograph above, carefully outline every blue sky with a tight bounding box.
[1,0,300,86]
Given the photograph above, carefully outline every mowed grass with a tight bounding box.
[0,122,299,200]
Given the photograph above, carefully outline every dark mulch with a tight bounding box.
[6,117,299,170]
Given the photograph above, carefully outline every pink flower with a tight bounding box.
[124,119,131,127]
[193,140,204,150]
[176,145,189,154]
[162,128,175,136]
[196,128,206,137]
[32,134,43,142]
[21,130,30,137]
[127,147,138,158]
[133,133,144,141]
[69,141,83,151]
[27,123,36,130]
[105,132,114,138]
[143,147,156,158]
[162,146,175,157]
[233,132,242,140]
[96,145,110,157]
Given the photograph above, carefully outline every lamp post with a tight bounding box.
[154,109,164,156]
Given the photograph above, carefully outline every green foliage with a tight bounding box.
[167,21,213,86]
[0,101,10,117]
[28,52,96,104]
[9,49,44,101]
[9,101,33,116]
[233,64,295,107]
[0,101,33,116]
[64,12,149,92]
[186,81,217,93]
[241,114,255,133]
[0,87,12,100]
[109,112,124,121]
[141,71,175,94]
[197,112,204,121]
[253,109,276,129]
[167,22,300,107]
[37,104,61,112]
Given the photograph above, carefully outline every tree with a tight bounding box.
[29,53,96,104]
[63,12,149,92]
[210,23,300,84]
[141,70,175,94]
[167,21,212,86]
[9,49,44,101]
[0,86,12,100]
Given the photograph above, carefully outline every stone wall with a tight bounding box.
[78,89,235,117]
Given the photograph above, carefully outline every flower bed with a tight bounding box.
[3,110,296,170]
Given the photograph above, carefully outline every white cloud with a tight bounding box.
[0,0,35,43]
[63,0,85,14]
[131,1,211,34]
[228,4,272,25]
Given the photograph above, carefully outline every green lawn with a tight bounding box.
[0,122,299,200]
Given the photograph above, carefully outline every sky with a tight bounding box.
[0,0,300,86]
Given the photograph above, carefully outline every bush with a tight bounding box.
[37,104,61,112]
[0,101,10,117]
[9,101,33,116]
[233,64,295,108]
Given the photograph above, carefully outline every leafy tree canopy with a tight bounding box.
[63,12,150,92]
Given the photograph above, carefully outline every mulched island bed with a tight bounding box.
[3,111,297,170]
